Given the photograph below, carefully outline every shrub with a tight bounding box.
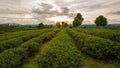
[0,29,59,68]
[67,29,120,60]
[37,30,82,68]
[0,29,52,53]
[76,28,120,42]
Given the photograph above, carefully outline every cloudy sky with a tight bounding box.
[0,0,120,25]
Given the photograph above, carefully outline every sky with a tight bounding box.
[0,0,120,25]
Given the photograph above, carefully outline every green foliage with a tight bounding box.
[62,21,65,27]
[37,30,82,68]
[0,29,51,53]
[56,22,61,28]
[0,30,40,41]
[0,41,39,68]
[0,29,59,68]
[77,28,120,42]
[0,38,24,53]
[58,21,68,28]
[64,22,68,28]
[95,15,108,26]
[69,25,73,28]
[49,25,53,28]
[38,23,44,28]
[0,28,120,67]
[67,29,120,60]
[0,25,36,34]
[73,13,84,27]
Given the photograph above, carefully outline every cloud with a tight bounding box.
[108,11,120,15]
[62,7,70,14]
[0,0,120,24]
[33,8,51,14]
[0,0,31,14]
[32,3,53,14]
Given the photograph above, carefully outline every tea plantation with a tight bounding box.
[0,28,120,68]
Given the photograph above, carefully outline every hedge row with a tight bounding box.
[37,30,82,68]
[0,29,59,68]
[76,28,120,42]
[0,29,51,53]
[67,29,120,60]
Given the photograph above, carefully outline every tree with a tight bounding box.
[49,25,53,28]
[69,25,72,28]
[61,21,68,28]
[95,15,108,26]
[62,21,65,28]
[64,23,68,28]
[38,23,44,28]
[73,13,84,27]
[56,22,61,28]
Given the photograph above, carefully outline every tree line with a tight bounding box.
[38,13,108,28]
[55,13,108,28]
[72,13,108,27]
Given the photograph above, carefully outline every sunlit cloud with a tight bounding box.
[47,15,73,22]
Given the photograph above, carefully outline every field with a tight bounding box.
[0,28,120,68]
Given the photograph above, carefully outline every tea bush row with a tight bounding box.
[37,30,82,68]
[67,29,120,60]
[76,28,120,42]
[0,29,51,53]
[0,29,59,68]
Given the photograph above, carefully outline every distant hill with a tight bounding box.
[79,24,120,28]
[0,23,20,26]
[0,24,37,34]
